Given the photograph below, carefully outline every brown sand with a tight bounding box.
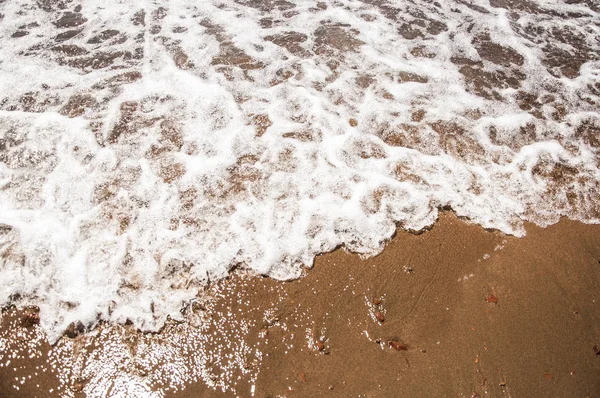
[2,213,600,397]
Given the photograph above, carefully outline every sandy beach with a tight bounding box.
[1,0,600,396]
[2,213,600,397]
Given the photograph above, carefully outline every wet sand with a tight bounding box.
[2,213,600,397]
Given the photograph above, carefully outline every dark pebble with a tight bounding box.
[21,312,40,327]
[65,321,85,338]
[316,341,324,351]
[389,341,408,351]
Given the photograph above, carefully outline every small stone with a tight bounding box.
[21,312,40,327]
[72,378,86,392]
[485,295,498,304]
[65,323,78,338]
[375,311,385,322]
[349,118,358,127]
[373,298,382,305]
[316,341,324,351]
[389,341,408,351]
[299,372,306,382]
[65,321,85,339]
[593,345,600,355]
[72,382,84,392]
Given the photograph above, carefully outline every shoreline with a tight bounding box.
[2,213,600,397]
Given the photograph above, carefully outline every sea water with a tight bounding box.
[0,0,599,343]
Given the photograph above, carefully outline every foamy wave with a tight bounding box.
[0,0,599,342]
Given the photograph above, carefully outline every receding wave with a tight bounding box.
[0,0,599,342]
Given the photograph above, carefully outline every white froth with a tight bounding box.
[0,0,599,342]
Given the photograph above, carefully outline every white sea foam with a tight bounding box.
[0,0,599,342]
